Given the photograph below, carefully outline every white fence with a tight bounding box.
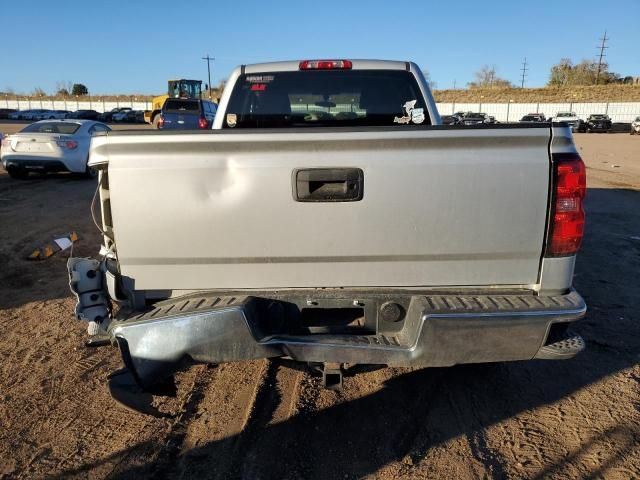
[2,98,639,123]
[0,99,152,113]
[436,102,640,123]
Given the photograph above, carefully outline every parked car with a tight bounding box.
[520,114,546,123]
[8,110,27,120]
[585,114,612,133]
[98,108,128,123]
[71,59,587,396]
[440,115,458,125]
[22,109,50,121]
[112,108,133,122]
[631,116,640,135]
[1,120,111,179]
[122,110,144,123]
[34,110,70,120]
[157,98,217,130]
[451,111,466,122]
[32,110,52,120]
[0,108,17,119]
[552,112,585,132]
[135,110,146,123]
[459,112,491,125]
[66,110,100,120]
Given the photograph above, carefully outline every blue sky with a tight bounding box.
[2,0,638,94]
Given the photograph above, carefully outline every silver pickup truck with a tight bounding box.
[69,59,587,392]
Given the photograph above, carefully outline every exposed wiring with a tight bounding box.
[90,176,116,258]
[91,182,105,236]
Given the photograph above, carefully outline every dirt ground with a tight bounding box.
[0,123,638,479]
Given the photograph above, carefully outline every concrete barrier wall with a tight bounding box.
[436,102,640,123]
[0,99,152,113]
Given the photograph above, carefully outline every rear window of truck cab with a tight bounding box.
[163,99,201,114]
[224,70,429,128]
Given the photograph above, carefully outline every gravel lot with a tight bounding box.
[0,123,638,479]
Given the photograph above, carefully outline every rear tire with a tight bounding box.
[7,168,29,180]
[84,158,98,179]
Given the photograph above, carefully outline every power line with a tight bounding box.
[520,57,528,88]
[201,54,215,99]
[595,31,608,85]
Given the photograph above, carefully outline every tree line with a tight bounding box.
[466,60,636,89]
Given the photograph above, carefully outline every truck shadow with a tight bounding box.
[40,186,640,479]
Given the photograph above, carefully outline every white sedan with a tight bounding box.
[34,110,70,120]
[112,108,133,122]
[22,109,50,121]
[0,120,111,179]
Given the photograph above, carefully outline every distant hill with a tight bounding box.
[434,84,640,103]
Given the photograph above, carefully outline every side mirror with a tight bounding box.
[205,84,209,91]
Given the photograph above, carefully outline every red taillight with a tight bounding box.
[546,154,586,256]
[57,139,78,149]
[198,117,208,129]
[1,137,9,148]
[299,59,353,70]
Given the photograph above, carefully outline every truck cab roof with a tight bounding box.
[242,59,410,74]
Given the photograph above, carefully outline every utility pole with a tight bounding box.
[202,54,214,99]
[453,79,457,90]
[520,57,528,88]
[595,31,608,85]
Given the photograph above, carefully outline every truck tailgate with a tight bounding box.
[92,126,551,290]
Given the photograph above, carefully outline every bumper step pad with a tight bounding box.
[535,335,585,360]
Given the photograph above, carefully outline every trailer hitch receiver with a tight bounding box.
[322,362,344,390]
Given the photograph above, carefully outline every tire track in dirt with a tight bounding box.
[143,364,219,479]
[233,361,297,480]
[148,360,286,480]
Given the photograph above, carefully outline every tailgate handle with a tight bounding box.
[294,168,364,202]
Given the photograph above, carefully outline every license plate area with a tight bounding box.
[258,297,377,336]
[298,307,366,334]
[16,142,50,153]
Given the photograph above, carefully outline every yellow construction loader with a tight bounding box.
[144,79,203,126]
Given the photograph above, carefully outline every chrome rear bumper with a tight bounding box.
[110,291,586,387]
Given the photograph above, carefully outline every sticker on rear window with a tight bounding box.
[226,113,237,127]
[246,75,274,83]
[411,108,425,124]
[394,100,418,124]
